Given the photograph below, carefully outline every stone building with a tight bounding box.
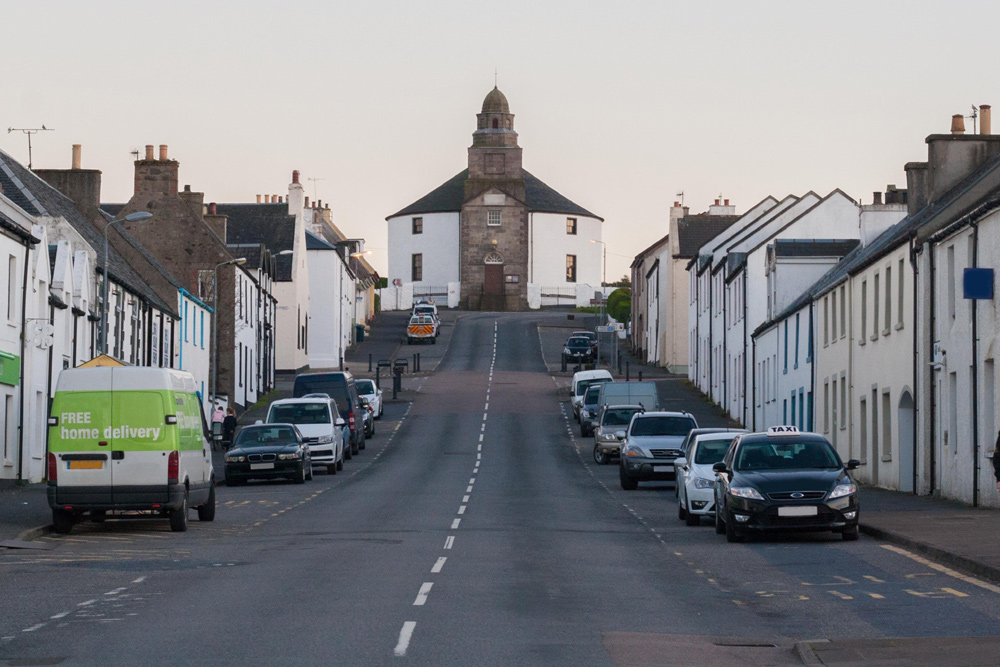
[386,87,603,310]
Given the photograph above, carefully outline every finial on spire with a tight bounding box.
[494,67,497,88]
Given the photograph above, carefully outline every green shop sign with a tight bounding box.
[0,351,20,386]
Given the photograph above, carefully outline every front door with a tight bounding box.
[485,264,503,295]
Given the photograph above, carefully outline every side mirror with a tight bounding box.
[335,418,346,427]
[674,457,687,468]
[712,461,728,474]
[846,459,862,470]
[614,431,627,441]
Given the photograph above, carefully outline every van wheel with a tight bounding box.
[197,484,216,522]
[344,445,352,460]
[52,509,75,535]
[358,436,366,451]
[170,493,189,532]
[328,464,337,475]
[337,456,344,471]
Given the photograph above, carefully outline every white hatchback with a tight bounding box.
[676,432,744,526]
[355,378,383,419]
[266,398,346,475]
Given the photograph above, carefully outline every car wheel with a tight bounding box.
[327,463,337,475]
[715,505,726,535]
[228,476,245,487]
[198,483,217,522]
[677,499,687,521]
[684,503,700,527]
[724,508,744,543]
[306,464,313,481]
[370,421,376,436]
[619,464,638,490]
[52,509,75,535]
[594,445,608,465]
[294,464,307,484]
[169,492,189,532]
[842,526,860,541]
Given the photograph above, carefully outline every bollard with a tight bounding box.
[417,353,421,372]
[626,362,630,382]
[369,353,373,372]
[638,370,643,382]
[413,353,417,372]
[393,365,402,400]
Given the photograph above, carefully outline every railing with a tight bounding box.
[413,285,447,300]
[539,287,576,306]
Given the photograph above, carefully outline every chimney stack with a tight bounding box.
[292,170,300,184]
[71,144,82,169]
[203,202,227,243]
[256,194,261,203]
[981,105,992,135]
[873,191,883,205]
[159,144,169,160]
[951,114,966,135]
[144,145,154,160]
[134,142,179,196]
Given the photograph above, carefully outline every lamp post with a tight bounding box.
[211,257,246,410]
[101,211,152,354]
[590,238,606,286]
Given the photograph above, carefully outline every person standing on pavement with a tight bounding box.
[222,408,238,450]
[212,404,225,424]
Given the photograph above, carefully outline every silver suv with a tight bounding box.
[593,404,645,465]
[618,411,698,490]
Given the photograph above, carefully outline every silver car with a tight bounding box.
[592,404,645,465]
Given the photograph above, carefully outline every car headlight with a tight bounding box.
[600,434,618,442]
[623,444,645,457]
[226,455,245,463]
[692,477,715,489]
[317,435,334,444]
[729,486,765,500]
[278,451,302,460]
[828,483,857,499]
[563,348,571,354]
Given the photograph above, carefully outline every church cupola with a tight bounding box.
[473,86,518,148]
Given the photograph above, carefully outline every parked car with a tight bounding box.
[592,404,645,464]
[360,397,375,437]
[407,314,438,344]
[562,336,594,370]
[570,369,613,421]
[413,301,440,334]
[266,397,346,475]
[579,383,604,437]
[572,330,599,355]
[225,424,313,486]
[675,427,746,496]
[618,411,698,490]
[713,426,861,543]
[356,378,383,419]
[47,367,216,534]
[675,431,745,525]
[293,372,366,455]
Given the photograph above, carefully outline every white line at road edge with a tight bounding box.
[432,557,447,573]
[394,621,416,656]
[413,582,433,606]
[880,544,1000,594]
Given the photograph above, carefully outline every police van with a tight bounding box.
[47,367,216,534]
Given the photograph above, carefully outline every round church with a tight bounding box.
[386,87,603,310]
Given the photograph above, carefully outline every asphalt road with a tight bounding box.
[2,311,999,666]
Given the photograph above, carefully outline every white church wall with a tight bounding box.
[530,212,602,287]
[387,212,459,288]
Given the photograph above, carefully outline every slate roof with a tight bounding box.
[0,149,178,317]
[214,203,296,281]
[676,215,741,258]
[773,239,860,258]
[306,230,336,250]
[387,169,602,221]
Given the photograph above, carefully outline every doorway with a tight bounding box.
[898,391,915,492]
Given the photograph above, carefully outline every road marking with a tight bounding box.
[863,575,885,583]
[413,582,433,606]
[470,478,476,484]
[394,621,416,657]
[477,445,482,452]
[479,435,484,442]
[828,590,853,600]
[104,587,126,596]
[941,587,970,598]
[483,413,488,421]
[458,505,466,515]
[481,424,485,432]
[867,593,885,599]
[476,453,481,460]
[132,577,146,583]
[485,403,489,411]
[432,557,447,573]
[78,599,97,607]
[463,495,470,502]
[22,623,45,633]
[451,519,461,529]
[50,611,70,619]
[881,544,1000,594]
[444,536,454,550]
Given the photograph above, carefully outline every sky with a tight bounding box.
[3,1,998,283]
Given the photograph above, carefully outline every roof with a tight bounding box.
[306,230,336,250]
[387,169,602,221]
[0,149,178,317]
[482,86,510,113]
[676,215,741,258]
[214,203,296,280]
[773,238,860,258]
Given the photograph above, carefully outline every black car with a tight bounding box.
[225,424,313,485]
[293,372,366,455]
[713,427,861,543]
[562,336,595,370]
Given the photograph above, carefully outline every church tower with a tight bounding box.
[460,87,528,310]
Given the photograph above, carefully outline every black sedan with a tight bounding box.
[712,427,861,542]
[225,424,313,485]
[562,336,595,369]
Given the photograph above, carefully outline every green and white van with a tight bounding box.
[47,367,216,534]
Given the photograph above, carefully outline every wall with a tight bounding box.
[814,278,852,464]
[529,212,602,287]
[388,212,459,288]
[176,291,211,414]
[307,247,346,369]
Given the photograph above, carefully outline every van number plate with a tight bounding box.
[68,460,103,470]
[778,506,818,517]
[250,463,275,470]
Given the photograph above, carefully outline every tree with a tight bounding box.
[606,287,631,322]
[604,274,631,288]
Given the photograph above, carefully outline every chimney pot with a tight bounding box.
[256,194,261,204]
[208,202,217,215]
[673,201,679,207]
[145,145,154,160]
[714,199,721,205]
[305,196,310,207]
[724,199,730,206]
[272,194,278,203]
[317,200,322,209]
[71,144,82,170]
[292,170,300,184]
[159,144,168,160]
[951,114,966,135]
[873,191,883,205]
[981,105,992,135]
[184,184,191,192]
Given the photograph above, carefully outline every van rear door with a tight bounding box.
[110,387,170,505]
[49,376,114,505]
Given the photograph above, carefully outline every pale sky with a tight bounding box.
[3,1,996,282]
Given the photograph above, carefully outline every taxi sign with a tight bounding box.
[767,425,800,435]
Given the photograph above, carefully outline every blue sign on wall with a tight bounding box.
[963,267,994,300]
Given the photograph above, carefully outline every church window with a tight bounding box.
[566,218,577,235]
[492,118,499,129]
[487,210,501,226]
[412,217,423,234]
[566,255,577,283]
[411,254,423,282]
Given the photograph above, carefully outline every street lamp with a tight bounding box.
[590,239,606,286]
[210,257,246,410]
[101,211,152,354]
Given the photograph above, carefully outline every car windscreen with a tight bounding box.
[356,380,375,394]
[294,376,349,406]
[235,426,298,447]
[693,438,734,465]
[630,416,696,437]
[602,408,640,426]
[566,338,590,349]
[584,385,602,405]
[735,440,840,471]
[268,403,331,425]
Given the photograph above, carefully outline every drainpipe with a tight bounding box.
[751,336,757,431]
[908,233,919,495]
[722,276,727,415]
[928,244,937,494]
[810,301,816,434]
[15,239,30,483]
[743,272,749,427]
[971,220,980,507]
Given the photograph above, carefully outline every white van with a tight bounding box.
[266,397,347,474]
[47,367,216,534]
[570,369,613,421]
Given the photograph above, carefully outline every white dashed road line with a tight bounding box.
[432,557,447,573]
[394,621,417,657]
[451,518,461,529]
[413,583,433,606]
[444,536,455,549]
